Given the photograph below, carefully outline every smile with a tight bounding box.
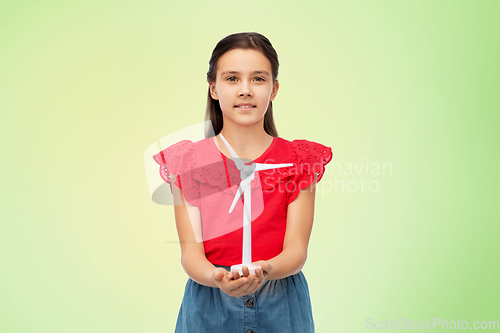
[235,106,256,112]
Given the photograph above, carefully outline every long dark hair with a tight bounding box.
[204,32,279,138]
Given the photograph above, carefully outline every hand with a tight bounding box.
[212,266,261,297]
[252,260,273,284]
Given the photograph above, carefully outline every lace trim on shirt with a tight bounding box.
[286,140,333,202]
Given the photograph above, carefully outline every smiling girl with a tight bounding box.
[153,32,332,332]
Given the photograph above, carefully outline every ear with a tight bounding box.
[269,80,279,102]
[209,82,219,100]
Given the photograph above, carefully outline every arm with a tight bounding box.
[171,177,219,287]
[257,173,317,280]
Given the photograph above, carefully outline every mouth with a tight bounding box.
[234,105,256,109]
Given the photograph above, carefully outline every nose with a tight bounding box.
[238,81,253,97]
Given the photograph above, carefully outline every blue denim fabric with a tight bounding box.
[174,265,315,333]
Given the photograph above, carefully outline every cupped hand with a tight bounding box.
[212,266,261,297]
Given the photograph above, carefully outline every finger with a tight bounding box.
[229,276,249,289]
[232,281,250,296]
[230,279,251,295]
[251,282,261,294]
[242,275,259,293]
[249,275,260,292]
[224,271,233,281]
[235,274,253,288]
[222,276,247,293]
[242,266,249,277]
[255,268,265,283]
[245,275,259,291]
[232,269,241,280]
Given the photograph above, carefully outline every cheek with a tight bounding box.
[257,86,273,97]
[219,90,234,102]
[221,98,234,108]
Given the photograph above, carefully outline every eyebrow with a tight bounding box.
[220,70,271,77]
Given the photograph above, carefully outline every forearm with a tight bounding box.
[266,246,307,280]
[181,252,218,288]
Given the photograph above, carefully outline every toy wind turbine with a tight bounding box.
[219,133,293,275]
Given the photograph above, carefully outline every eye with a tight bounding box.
[226,76,237,82]
[254,77,265,82]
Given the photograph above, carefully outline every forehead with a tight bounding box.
[217,49,272,75]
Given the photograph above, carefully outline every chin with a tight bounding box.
[224,114,264,127]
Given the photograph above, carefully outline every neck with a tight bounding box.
[215,128,273,161]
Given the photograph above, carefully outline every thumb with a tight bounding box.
[259,261,268,271]
[262,262,272,273]
[214,269,225,281]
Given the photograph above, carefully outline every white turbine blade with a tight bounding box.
[229,185,244,213]
[254,163,294,171]
[219,133,246,170]
[228,177,253,213]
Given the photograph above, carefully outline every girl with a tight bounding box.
[153,32,332,332]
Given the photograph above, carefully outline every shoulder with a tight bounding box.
[274,137,332,165]
[275,136,331,151]
[292,139,332,168]
[152,139,194,169]
[152,137,213,165]
[152,139,200,184]
[276,137,333,205]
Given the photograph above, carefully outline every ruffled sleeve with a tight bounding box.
[286,140,333,205]
[152,140,200,207]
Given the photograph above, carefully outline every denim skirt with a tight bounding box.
[174,265,315,333]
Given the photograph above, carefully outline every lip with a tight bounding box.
[235,105,256,112]
[235,103,256,107]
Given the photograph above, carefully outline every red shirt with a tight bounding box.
[153,136,332,266]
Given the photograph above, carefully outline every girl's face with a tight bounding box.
[209,48,279,128]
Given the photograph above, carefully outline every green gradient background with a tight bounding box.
[1,0,499,332]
